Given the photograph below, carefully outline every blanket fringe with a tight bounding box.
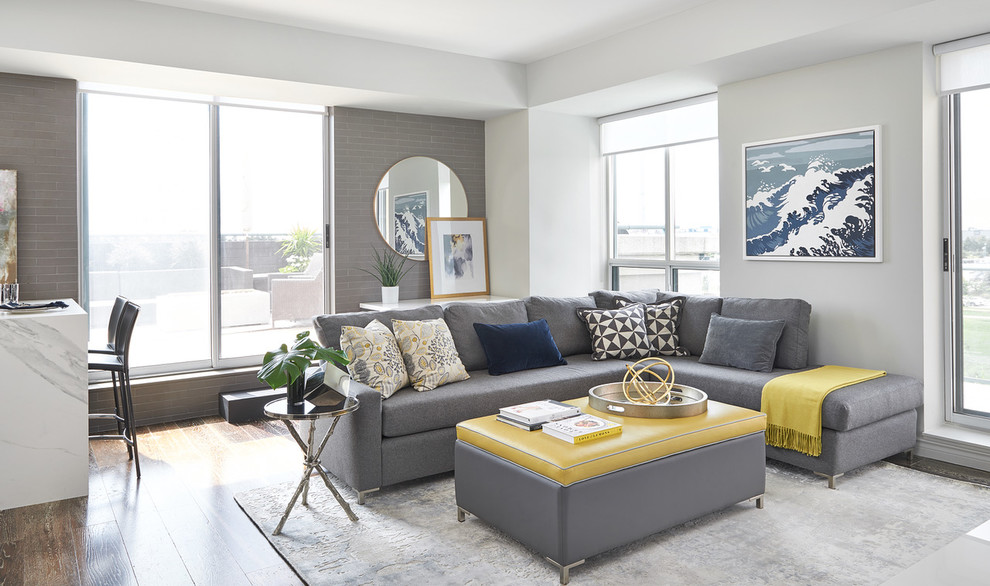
[766,424,822,457]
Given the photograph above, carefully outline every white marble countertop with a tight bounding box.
[0,299,86,319]
[0,298,89,509]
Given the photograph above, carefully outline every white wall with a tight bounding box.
[719,44,927,380]
[485,111,531,298]
[485,110,605,298]
[528,111,605,296]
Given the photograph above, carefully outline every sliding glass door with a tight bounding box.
[950,88,990,422]
[82,92,327,375]
[217,105,325,360]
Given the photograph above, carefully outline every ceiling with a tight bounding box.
[2,0,990,119]
[133,0,714,64]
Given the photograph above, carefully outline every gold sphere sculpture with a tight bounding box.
[622,358,676,405]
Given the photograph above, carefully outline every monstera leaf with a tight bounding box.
[257,331,349,390]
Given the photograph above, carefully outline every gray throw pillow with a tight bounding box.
[720,297,812,370]
[698,314,786,373]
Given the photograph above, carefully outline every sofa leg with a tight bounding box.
[905,449,915,464]
[357,487,380,505]
[546,557,584,585]
[755,494,765,509]
[814,472,843,489]
[457,506,470,522]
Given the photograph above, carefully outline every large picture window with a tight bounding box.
[82,91,327,375]
[601,96,719,295]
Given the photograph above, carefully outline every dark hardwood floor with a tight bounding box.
[0,417,304,586]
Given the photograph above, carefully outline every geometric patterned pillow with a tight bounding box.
[391,318,470,391]
[575,303,652,361]
[616,297,690,357]
[339,319,409,399]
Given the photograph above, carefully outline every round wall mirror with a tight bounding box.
[374,156,468,260]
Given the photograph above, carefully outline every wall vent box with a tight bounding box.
[219,388,286,423]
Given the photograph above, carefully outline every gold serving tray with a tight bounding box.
[588,382,708,419]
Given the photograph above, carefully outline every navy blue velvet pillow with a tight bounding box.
[473,319,567,376]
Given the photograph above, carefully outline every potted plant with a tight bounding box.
[277,226,322,273]
[258,331,349,409]
[362,247,413,305]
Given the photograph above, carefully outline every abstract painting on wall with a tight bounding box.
[744,126,881,261]
[393,191,427,258]
[0,170,16,282]
[426,217,489,299]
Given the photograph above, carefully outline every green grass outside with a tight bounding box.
[963,307,990,380]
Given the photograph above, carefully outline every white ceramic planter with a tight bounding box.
[382,286,399,305]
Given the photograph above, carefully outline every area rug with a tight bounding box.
[234,461,990,585]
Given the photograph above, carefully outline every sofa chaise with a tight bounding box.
[312,290,923,502]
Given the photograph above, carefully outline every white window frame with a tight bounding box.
[601,95,719,293]
[944,91,990,430]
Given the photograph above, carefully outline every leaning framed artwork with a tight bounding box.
[743,126,881,262]
[0,170,16,282]
[426,217,490,299]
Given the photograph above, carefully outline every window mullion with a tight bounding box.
[664,148,673,291]
[209,104,221,368]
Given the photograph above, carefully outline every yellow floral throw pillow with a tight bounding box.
[391,318,470,391]
[339,319,409,398]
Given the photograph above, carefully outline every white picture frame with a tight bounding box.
[743,125,882,262]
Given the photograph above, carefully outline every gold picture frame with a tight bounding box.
[426,217,490,299]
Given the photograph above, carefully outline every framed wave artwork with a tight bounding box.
[743,126,881,262]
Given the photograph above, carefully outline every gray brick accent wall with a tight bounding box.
[0,73,78,300]
[334,107,485,312]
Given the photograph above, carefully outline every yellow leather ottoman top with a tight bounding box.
[456,397,766,486]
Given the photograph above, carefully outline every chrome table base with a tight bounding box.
[273,415,358,535]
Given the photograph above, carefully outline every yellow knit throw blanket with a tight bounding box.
[761,365,886,457]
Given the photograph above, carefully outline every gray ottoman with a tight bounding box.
[455,398,767,584]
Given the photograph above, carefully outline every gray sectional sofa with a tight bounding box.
[312,290,923,502]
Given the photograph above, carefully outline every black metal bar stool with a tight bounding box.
[89,295,127,355]
[88,300,142,478]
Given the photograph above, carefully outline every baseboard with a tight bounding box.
[915,432,990,473]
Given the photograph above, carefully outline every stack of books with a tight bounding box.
[497,400,581,431]
[542,413,622,444]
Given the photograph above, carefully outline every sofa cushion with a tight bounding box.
[720,297,812,369]
[473,319,567,376]
[576,303,652,361]
[699,314,786,372]
[380,354,632,437]
[616,296,689,356]
[313,305,444,351]
[657,292,723,356]
[392,318,470,391]
[339,319,409,398]
[443,300,529,371]
[589,288,661,310]
[524,295,596,357]
[662,356,924,432]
